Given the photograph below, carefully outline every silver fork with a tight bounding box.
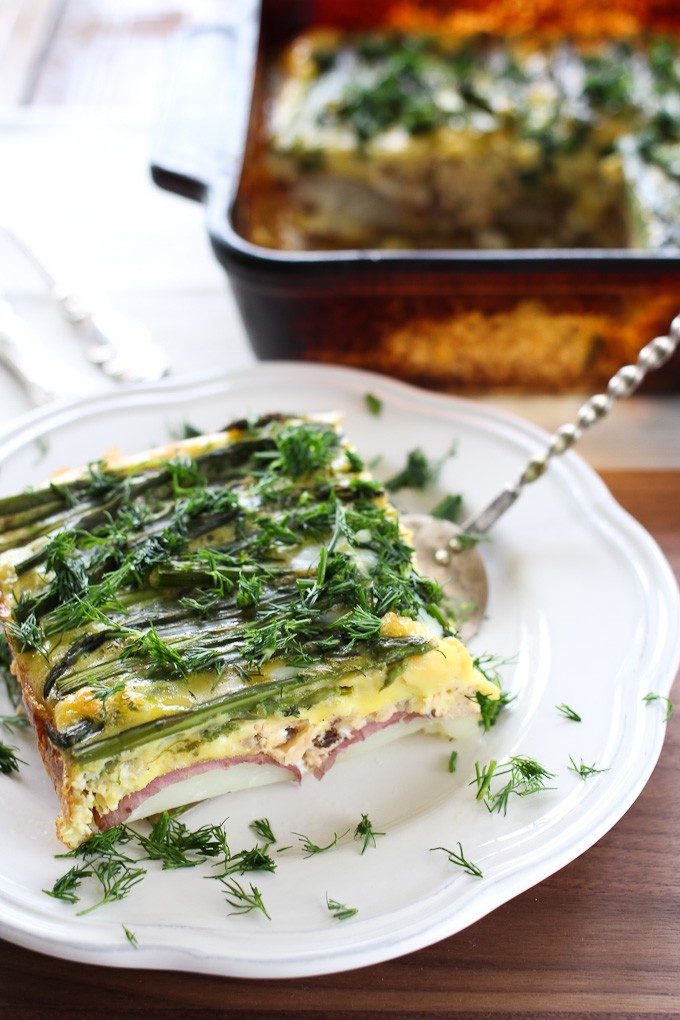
[2,227,170,384]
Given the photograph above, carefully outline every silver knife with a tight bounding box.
[3,228,170,384]
[0,298,96,405]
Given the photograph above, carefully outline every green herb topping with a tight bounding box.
[0,415,458,766]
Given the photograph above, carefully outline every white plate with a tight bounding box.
[0,363,678,979]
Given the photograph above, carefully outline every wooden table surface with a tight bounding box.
[0,470,677,1020]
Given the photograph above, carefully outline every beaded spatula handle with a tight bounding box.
[457,313,680,542]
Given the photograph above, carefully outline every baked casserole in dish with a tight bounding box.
[0,413,497,847]
[151,0,680,392]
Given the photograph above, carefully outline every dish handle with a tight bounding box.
[150,4,260,203]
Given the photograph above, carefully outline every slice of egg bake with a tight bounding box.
[0,413,497,848]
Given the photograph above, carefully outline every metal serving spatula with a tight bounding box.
[404,314,680,641]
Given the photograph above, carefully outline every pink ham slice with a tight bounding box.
[95,755,301,830]
[311,711,419,778]
[95,711,423,830]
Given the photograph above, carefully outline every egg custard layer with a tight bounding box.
[0,414,497,847]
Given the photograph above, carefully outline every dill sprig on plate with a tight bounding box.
[430,842,483,878]
[220,879,271,920]
[294,828,349,857]
[556,703,582,722]
[0,741,25,775]
[353,814,385,854]
[472,755,556,815]
[326,894,358,921]
[642,691,674,722]
[567,755,609,781]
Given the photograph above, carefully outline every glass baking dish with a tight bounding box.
[151,0,680,393]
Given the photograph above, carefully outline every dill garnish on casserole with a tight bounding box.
[249,29,680,250]
[0,413,498,848]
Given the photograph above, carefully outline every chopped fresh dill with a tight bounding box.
[178,588,228,616]
[33,435,50,465]
[471,689,514,732]
[448,750,458,773]
[52,827,144,918]
[43,532,89,603]
[0,713,28,735]
[123,925,139,947]
[120,622,187,679]
[472,652,509,688]
[472,756,556,815]
[431,493,463,523]
[556,703,582,722]
[430,842,483,878]
[213,845,277,879]
[345,448,365,473]
[135,810,227,869]
[89,679,126,717]
[4,613,47,657]
[49,480,77,509]
[323,38,447,144]
[568,755,609,781]
[452,530,488,550]
[271,420,339,480]
[385,445,455,493]
[0,635,21,708]
[353,814,385,854]
[468,654,514,731]
[42,587,123,639]
[642,691,674,722]
[47,815,231,911]
[236,571,263,609]
[220,879,271,920]
[168,421,203,441]
[43,864,93,904]
[58,824,137,862]
[84,460,131,503]
[364,393,383,416]
[75,859,147,916]
[326,894,358,921]
[0,741,24,775]
[250,817,277,846]
[165,455,205,497]
[294,828,349,857]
